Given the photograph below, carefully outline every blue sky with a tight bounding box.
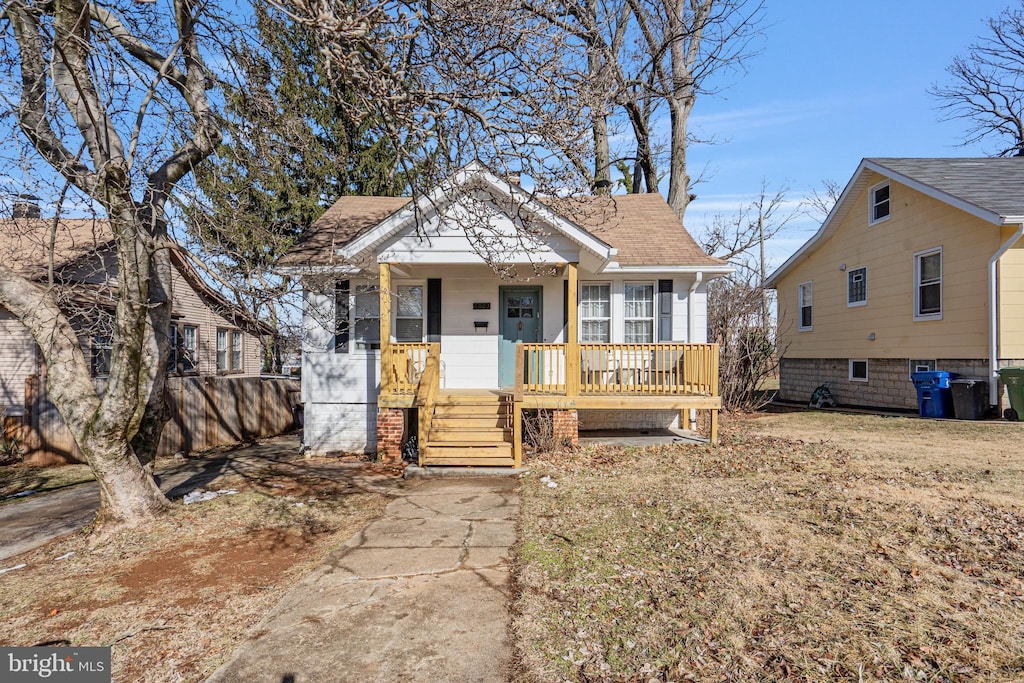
[678,0,1014,269]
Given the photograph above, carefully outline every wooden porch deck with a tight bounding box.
[379,342,721,468]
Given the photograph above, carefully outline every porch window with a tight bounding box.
[624,283,655,343]
[580,283,610,342]
[353,285,381,349]
[396,284,425,342]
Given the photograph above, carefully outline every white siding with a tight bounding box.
[0,308,36,414]
[304,401,377,454]
[378,193,581,265]
[298,269,714,452]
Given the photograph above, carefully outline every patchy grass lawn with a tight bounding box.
[0,462,95,501]
[512,411,1024,681]
[0,455,397,682]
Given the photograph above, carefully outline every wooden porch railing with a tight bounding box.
[519,343,720,397]
[386,343,436,395]
[414,347,441,467]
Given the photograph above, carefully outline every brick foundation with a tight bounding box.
[375,408,405,463]
[551,409,579,447]
[780,357,1023,411]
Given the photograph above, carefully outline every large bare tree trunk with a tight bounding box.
[2,0,222,528]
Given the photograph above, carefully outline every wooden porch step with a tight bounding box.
[429,429,511,443]
[432,415,510,430]
[421,442,514,464]
[436,392,504,405]
[432,402,509,417]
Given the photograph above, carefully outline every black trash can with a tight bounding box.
[950,378,988,420]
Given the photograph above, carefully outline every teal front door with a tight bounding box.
[498,287,542,387]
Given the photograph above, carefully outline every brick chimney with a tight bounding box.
[12,194,41,219]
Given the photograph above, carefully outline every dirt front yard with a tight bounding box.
[0,450,399,682]
[512,411,1024,681]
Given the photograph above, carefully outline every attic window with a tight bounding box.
[870,182,890,224]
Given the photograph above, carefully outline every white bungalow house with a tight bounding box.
[279,163,730,465]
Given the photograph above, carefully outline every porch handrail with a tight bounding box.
[414,345,441,466]
[387,342,435,396]
[519,343,567,394]
[519,342,720,396]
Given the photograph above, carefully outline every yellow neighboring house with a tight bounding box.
[766,158,1024,411]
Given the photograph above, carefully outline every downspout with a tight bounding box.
[688,271,704,342]
[989,223,1024,405]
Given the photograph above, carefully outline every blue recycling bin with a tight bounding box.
[911,371,959,418]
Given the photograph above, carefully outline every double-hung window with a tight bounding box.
[798,281,813,331]
[92,335,112,377]
[914,248,942,320]
[168,324,198,373]
[395,284,425,342]
[580,283,611,342]
[848,267,867,306]
[181,325,198,372]
[217,328,243,372]
[870,182,890,224]
[353,285,381,350]
[624,283,655,343]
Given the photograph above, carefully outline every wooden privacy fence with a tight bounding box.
[19,375,300,466]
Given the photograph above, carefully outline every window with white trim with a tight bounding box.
[217,328,243,372]
[624,283,655,343]
[580,283,611,342]
[395,284,425,342]
[168,324,198,373]
[848,267,867,306]
[850,359,868,382]
[353,284,381,349]
[798,281,813,331]
[870,182,890,224]
[91,335,112,377]
[914,248,942,320]
[909,359,936,378]
[231,330,243,371]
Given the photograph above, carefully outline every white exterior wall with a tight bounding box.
[378,192,582,265]
[299,269,713,452]
[0,308,37,415]
[301,284,381,454]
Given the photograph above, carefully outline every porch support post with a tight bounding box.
[379,262,392,398]
[566,262,579,396]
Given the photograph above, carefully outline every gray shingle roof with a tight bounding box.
[280,191,725,268]
[868,157,1024,220]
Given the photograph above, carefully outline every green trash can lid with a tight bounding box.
[997,367,1024,378]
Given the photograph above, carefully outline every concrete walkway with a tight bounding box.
[207,476,518,683]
